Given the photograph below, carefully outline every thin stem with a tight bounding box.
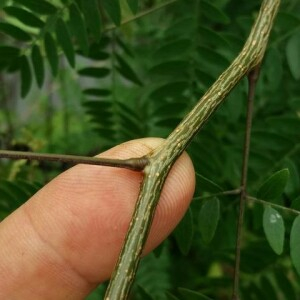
[104,0,178,31]
[247,196,300,215]
[193,191,300,216]
[0,150,148,171]
[232,66,260,300]
[193,188,242,200]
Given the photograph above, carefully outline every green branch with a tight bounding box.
[104,1,281,299]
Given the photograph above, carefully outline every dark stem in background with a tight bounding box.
[232,65,260,300]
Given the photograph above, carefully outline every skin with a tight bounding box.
[0,138,195,299]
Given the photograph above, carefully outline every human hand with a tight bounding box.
[0,138,195,299]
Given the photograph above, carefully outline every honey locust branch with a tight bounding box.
[104,0,281,299]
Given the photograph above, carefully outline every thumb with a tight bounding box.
[0,138,195,299]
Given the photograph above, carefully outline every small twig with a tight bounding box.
[232,65,260,300]
[247,196,300,215]
[193,188,242,200]
[104,0,177,31]
[0,150,148,171]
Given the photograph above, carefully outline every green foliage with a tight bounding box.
[0,179,42,219]
[200,0,230,25]
[195,173,223,193]
[257,168,290,202]
[174,207,194,255]
[290,215,300,275]
[20,55,32,98]
[127,0,139,14]
[0,22,31,41]
[198,197,220,244]
[81,0,102,40]
[286,31,300,80]
[69,3,89,55]
[31,44,44,88]
[12,0,56,15]
[3,6,45,28]
[134,248,172,299]
[44,32,59,76]
[55,18,75,67]
[263,206,285,255]
[1,0,300,299]
[102,0,121,26]
[178,287,214,300]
